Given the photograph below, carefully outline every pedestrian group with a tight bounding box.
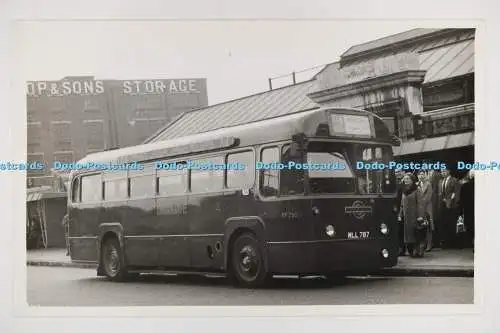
[394,168,474,258]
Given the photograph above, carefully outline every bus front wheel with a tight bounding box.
[229,232,270,288]
[101,238,128,281]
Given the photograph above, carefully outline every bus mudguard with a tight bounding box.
[223,216,266,270]
[97,223,125,256]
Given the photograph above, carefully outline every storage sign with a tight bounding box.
[26,79,204,96]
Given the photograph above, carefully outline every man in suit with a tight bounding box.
[393,168,405,255]
[427,169,442,248]
[438,168,460,248]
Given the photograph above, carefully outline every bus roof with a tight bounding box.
[71,107,395,177]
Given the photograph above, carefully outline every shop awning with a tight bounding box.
[26,191,67,202]
[420,39,474,84]
[27,192,43,202]
[393,132,474,156]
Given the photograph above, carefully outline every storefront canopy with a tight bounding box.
[393,131,474,156]
[27,188,67,202]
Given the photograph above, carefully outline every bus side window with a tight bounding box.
[71,177,80,202]
[226,150,255,189]
[128,163,155,199]
[158,162,188,195]
[81,174,102,203]
[130,175,156,199]
[103,171,128,201]
[190,157,224,193]
[260,147,279,197]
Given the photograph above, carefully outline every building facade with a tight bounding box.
[147,28,475,178]
[309,28,475,175]
[26,77,208,186]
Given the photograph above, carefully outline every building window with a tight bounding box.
[81,174,102,202]
[85,121,105,150]
[51,109,69,121]
[260,147,279,197]
[27,124,42,142]
[422,76,473,112]
[51,122,72,140]
[27,153,44,164]
[84,98,100,111]
[190,157,224,193]
[226,151,255,189]
[54,139,72,151]
[48,96,66,109]
[27,153,45,176]
[54,152,74,164]
[157,164,188,195]
[27,143,41,154]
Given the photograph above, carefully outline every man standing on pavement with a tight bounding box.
[438,168,460,248]
[62,213,70,256]
[393,168,405,255]
[427,169,442,248]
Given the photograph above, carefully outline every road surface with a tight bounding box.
[27,266,473,306]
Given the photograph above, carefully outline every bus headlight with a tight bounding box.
[380,223,389,235]
[325,225,335,237]
[381,249,389,258]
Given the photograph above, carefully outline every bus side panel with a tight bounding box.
[123,199,160,267]
[69,203,100,262]
[156,195,190,268]
[187,192,225,270]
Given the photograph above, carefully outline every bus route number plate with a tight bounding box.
[347,231,370,239]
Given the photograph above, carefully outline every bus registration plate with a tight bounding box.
[347,231,370,239]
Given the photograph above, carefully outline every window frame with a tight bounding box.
[71,176,81,203]
[156,160,189,197]
[188,155,225,194]
[258,145,281,198]
[80,173,103,203]
[225,149,255,190]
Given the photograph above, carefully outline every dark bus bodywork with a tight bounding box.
[68,107,400,287]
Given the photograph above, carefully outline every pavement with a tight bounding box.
[26,247,474,277]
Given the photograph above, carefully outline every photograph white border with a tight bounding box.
[2,0,499,331]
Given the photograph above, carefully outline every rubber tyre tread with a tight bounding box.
[229,232,270,288]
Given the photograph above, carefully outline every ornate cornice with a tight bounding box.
[308,70,427,103]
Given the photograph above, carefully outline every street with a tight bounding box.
[27,266,473,306]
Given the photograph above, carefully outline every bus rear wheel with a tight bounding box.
[229,232,270,288]
[101,238,128,281]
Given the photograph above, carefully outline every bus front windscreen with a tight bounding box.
[306,141,396,195]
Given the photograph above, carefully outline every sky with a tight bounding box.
[16,21,427,105]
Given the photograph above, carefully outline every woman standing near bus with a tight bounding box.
[399,173,421,257]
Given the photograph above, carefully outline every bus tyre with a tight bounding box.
[101,238,128,281]
[229,232,270,288]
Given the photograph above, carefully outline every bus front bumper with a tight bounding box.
[266,239,398,275]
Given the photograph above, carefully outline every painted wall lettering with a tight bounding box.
[26,78,204,97]
[26,80,105,97]
[122,79,200,95]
